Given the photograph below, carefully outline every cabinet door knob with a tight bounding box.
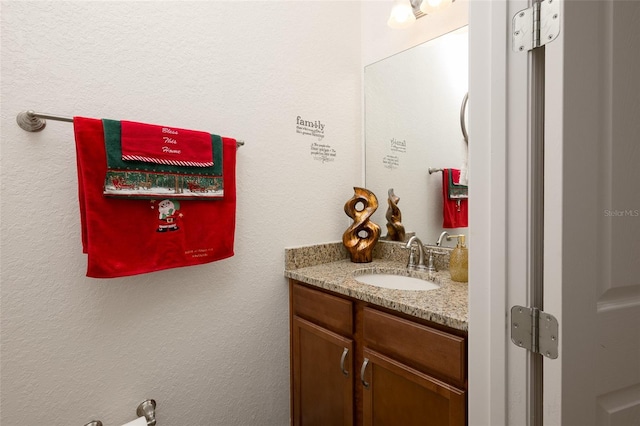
[340,347,349,376]
[360,358,370,388]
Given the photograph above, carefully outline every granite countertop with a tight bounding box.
[284,241,468,331]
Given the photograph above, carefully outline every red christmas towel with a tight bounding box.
[74,117,236,278]
[103,119,224,200]
[442,168,468,229]
[121,120,214,167]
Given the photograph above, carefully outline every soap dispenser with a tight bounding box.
[449,235,468,283]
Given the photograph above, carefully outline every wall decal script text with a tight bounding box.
[296,115,325,141]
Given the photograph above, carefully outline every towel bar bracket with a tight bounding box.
[16,110,56,132]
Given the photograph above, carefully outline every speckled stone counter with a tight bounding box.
[284,241,468,331]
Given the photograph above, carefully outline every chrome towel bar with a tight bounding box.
[16,110,245,148]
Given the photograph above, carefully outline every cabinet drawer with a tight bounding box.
[292,283,353,336]
[363,307,466,385]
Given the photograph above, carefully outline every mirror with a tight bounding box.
[364,26,468,246]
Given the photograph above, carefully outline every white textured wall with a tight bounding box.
[0,1,361,425]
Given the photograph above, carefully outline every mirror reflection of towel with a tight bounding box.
[442,168,468,229]
[448,168,468,200]
[73,117,236,278]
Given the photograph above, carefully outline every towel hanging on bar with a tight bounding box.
[73,117,237,278]
[16,110,245,148]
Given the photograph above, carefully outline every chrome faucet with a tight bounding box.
[405,236,427,271]
[436,231,451,247]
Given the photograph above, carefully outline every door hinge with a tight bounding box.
[512,0,560,52]
[511,306,559,359]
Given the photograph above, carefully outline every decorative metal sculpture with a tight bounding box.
[385,188,406,242]
[342,187,381,263]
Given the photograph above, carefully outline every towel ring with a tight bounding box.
[460,92,468,143]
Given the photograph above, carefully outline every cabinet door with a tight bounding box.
[361,348,465,426]
[292,315,354,426]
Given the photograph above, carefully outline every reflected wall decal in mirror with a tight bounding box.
[364,25,468,246]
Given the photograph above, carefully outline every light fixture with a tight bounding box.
[419,0,453,14]
[387,0,455,29]
[387,0,417,29]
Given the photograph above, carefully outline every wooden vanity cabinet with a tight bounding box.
[290,282,355,426]
[290,280,467,426]
[361,348,465,426]
[361,308,466,426]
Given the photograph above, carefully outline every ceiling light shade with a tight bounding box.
[387,0,416,29]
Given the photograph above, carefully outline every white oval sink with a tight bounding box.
[355,273,440,291]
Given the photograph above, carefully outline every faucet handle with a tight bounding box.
[426,249,437,273]
[407,246,417,269]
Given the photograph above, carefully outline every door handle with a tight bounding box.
[360,358,370,388]
[340,347,349,376]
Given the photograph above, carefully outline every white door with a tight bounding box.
[543,0,640,424]
[468,1,640,425]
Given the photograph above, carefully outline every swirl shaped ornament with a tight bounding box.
[342,187,381,263]
[385,188,406,242]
